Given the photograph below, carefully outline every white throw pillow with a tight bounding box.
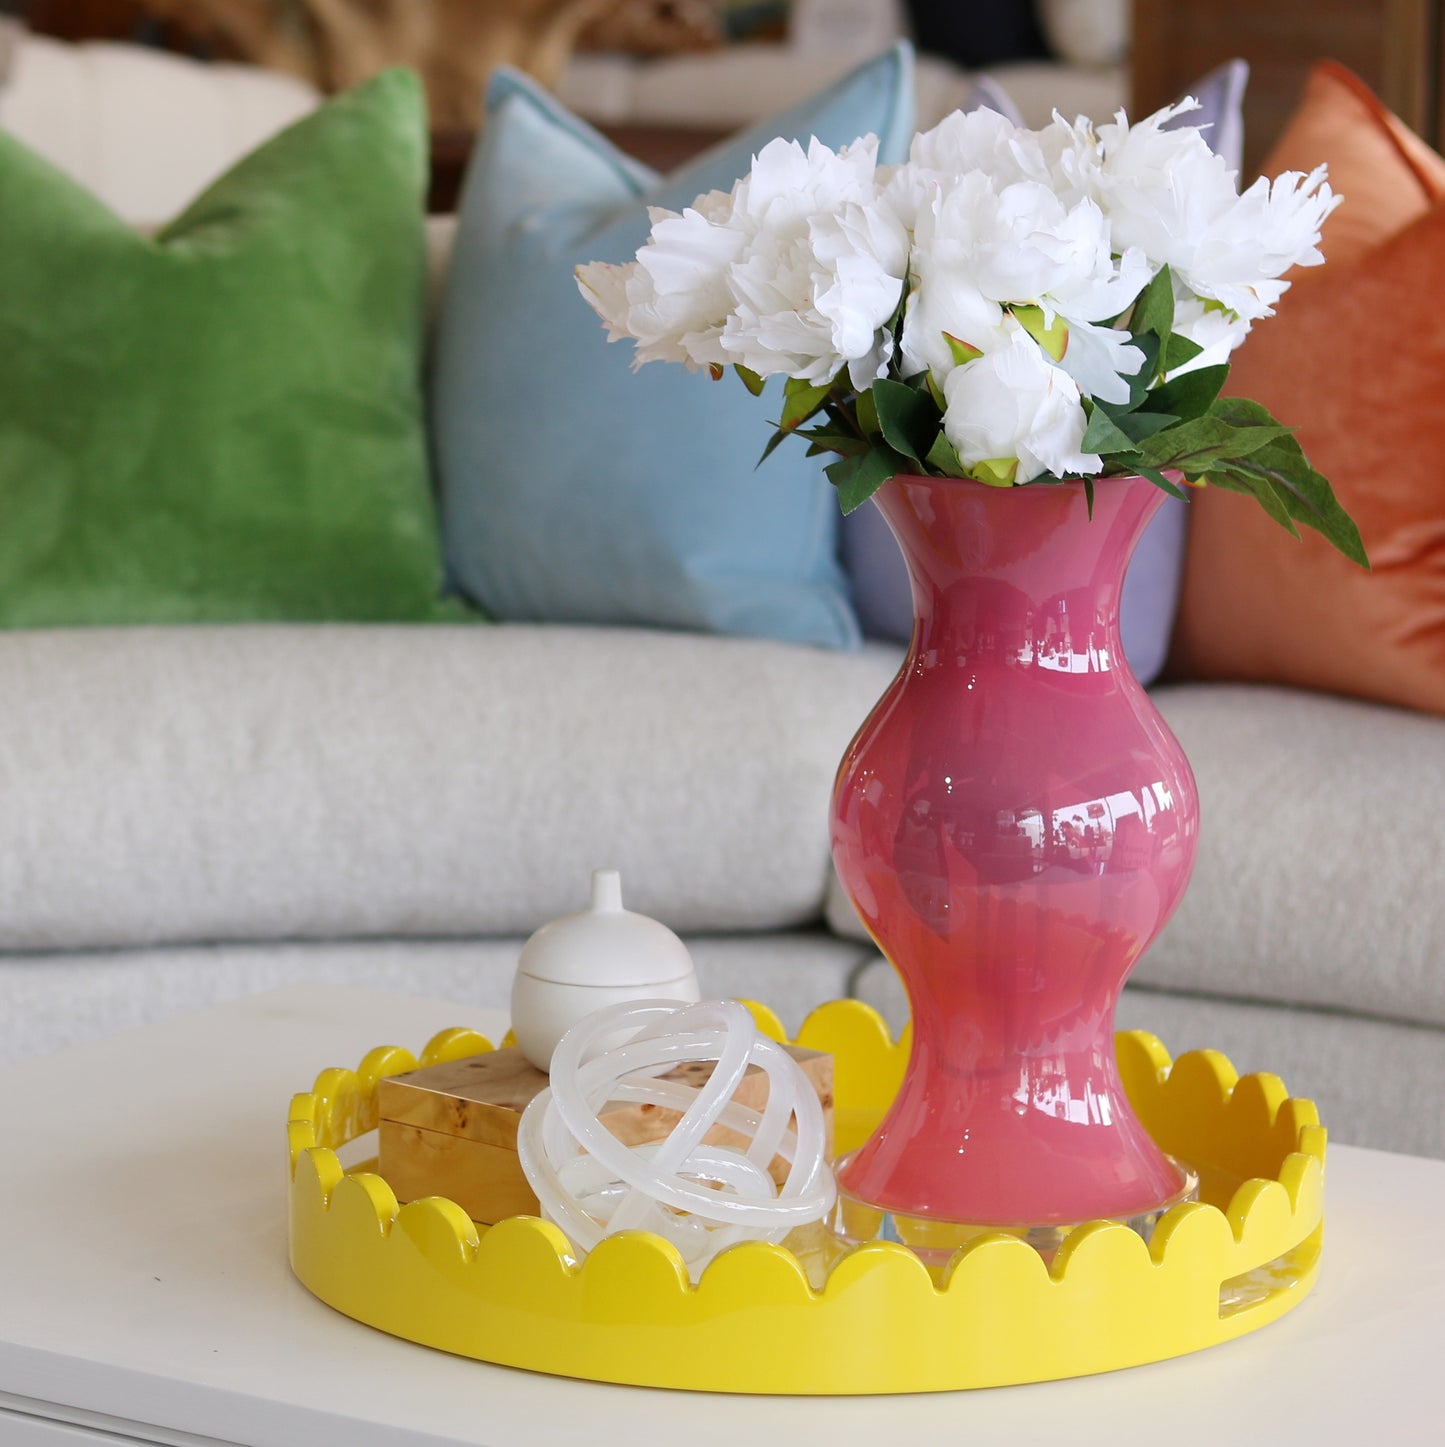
[1036,0,1129,68]
[0,32,317,225]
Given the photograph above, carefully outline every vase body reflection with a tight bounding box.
[831,474,1199,1227]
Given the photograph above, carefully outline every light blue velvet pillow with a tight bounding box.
[840,60,1249,685]
[432,48,915,649]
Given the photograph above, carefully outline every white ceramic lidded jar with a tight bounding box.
[509,868,701,1071]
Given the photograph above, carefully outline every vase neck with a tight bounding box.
[872,475,1165,674]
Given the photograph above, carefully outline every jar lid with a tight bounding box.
[515,869,696,987]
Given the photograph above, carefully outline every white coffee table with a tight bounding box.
[0,983,1440,1446]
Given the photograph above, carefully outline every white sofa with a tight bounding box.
[2,31,1442,1160]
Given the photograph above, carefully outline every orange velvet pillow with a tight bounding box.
[1168,65,1445,715]
[1263,61,1445,264]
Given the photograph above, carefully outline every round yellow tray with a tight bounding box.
[288,1001,1324,1394]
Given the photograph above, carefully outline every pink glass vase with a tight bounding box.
[831,473,1199,1230]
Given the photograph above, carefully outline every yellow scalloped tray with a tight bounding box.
[288,1001,1324,1394]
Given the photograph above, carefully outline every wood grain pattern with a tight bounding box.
[1131,0,1442,174]
[377,1043,834,1224]
[377,1120,544,1223]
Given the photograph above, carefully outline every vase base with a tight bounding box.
[828,1154,1200,1270]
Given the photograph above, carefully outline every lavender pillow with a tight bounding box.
[839,60,1250,685]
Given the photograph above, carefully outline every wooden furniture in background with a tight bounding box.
[10,0,743,195]
[1132,0,1445,175]
[11,0,621,130]
[148,0,612,130]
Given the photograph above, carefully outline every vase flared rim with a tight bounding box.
[883,471,1179,496]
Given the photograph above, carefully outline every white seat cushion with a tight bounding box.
[1145,684,1445,1027]
[0,625,899,952]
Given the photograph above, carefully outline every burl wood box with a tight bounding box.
[377,1044,833,1225]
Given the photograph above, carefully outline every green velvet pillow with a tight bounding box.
[0,68,453,626]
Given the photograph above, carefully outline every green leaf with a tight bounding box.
[924,431,967,477]
[925,370,946,411]
[1121,332,1161,407]
[1137,413,1291,474]
[780,378,833,431]
[1087,397,1178,447]
[1249,471,1302,535]
[1160,333,1204,372]
[755,427,790,470]
[1011,304,1068,361]
[943,333,984,366]
[871,377,940,464]
[1142,364,1228,422]
[734,364,766,397]
[1201,399,1368,566]
[826,444,910,514]
[1081,405,1141,455]
[855,388,880,438]
[1083,476,1095,518]
[1131,464,1190,502]
[801,427,869,458]
[1191,469,1255,496]
[1112,409,1179,443]
[1208,396,1293,430]
[972,456,1019,487]
[1131,264,1175,346]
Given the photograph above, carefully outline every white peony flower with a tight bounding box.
[811,199,911,387]
[910,107,1049,191]
[719,135,907,386]
[579,97,1341,504]
[943,329,1101,482]
[901,173,1057,383]
[932,174,1107,304]
[901,168,1148,400]
[899,290,1010,389]
[730,133,880,236]
[1179,166,1338,319]
[576,189,744,370]
[1169,288,1254,376]
[1036,109,1104,208]
[1026,233,1151,404]
[1092,101,1237,267]
[1052,316,1147,403]
[1094,101,1339,321]
[721,232,842,384]
[1046,242,1153,328]
[575,260,634,343]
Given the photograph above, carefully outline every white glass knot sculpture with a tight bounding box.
[517,998,836,1280]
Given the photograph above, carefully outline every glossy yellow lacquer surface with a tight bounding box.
[288,1002,1325,1394]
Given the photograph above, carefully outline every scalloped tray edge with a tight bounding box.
[286,1000,1325,1394]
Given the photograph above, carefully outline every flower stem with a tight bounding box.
[824,396,867,442]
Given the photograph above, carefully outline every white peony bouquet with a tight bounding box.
[578,100,1366,564]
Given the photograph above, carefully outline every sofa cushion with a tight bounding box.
[0,626,900,952]
[1035,0,1128,69]
[1257,61,1445,267]
[0,932,870,1067]
[0,68,452,628]
[1169,64,1445,716]
[1143,684,1445,1028]
[558,48,1127,135]
[0,32,318,226]
[431,50,914,652]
